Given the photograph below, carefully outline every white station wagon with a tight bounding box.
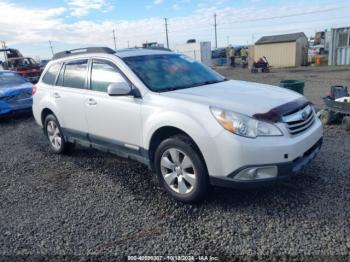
[32,47,323,202]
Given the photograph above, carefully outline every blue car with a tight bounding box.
[0,70,33,117]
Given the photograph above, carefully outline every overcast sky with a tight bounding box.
[0,0,349,59]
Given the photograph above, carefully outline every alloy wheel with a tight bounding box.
[160,148,197,194]
[47,120,62,151]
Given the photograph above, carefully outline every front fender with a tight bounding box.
[143,111,207,149]
[142,107,224,175]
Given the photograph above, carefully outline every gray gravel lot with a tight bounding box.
[1,66,350,260]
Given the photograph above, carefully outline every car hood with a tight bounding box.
[161,80,303,116]
[0,82,33,98]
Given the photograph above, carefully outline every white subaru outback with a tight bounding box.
[33,47,323,202]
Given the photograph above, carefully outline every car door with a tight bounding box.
[53,59,89,138]
[85,58,142,151]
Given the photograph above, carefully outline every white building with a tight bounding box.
[173,41,212,66]
[328,27,350,66]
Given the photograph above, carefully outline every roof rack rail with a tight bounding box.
[52,47,116,60]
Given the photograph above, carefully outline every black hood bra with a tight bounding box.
[253,97,311,123]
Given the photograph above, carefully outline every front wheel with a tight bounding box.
[154,135,209,203]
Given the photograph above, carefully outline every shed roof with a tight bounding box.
[255,32,307,45]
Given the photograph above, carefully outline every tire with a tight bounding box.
[44,114,72,154]
[154,135,209,203]
[342,116,350,131]
[319,110,333,125]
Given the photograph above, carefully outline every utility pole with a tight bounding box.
[1,40,7,50]
[214,13,218,48]
[112,29,117,50]
[49,40,54,56]
[226,36,230,46]
[1,40,8,61]
[164,18,169,49]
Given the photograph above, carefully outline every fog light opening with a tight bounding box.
[234,166,278,181]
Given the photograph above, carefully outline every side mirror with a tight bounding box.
[107,82,131,96]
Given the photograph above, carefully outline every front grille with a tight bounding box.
[282,105,315,135]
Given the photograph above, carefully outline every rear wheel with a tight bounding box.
[154,135,209,203]
[342,116,350,131]
[44,114,72,154]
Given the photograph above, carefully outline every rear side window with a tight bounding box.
[42,63,61,85]
[57,60,88,89]
[90,60,127,92]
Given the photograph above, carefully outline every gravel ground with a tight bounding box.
[1,66,350,260]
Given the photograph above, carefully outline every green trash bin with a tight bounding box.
[279,80,305,95]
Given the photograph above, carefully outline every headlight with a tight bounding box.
[210,107,283,138]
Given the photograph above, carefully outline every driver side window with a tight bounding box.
[90,60,127,92]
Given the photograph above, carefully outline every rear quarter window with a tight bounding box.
[57,60,88,89]
[42,63,61,85]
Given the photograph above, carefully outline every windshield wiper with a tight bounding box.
[158,79,227,93]
[158,86,182,92]
[191,79,226,87]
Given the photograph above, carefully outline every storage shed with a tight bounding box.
[328,27,350,65]
[254,32,308,68]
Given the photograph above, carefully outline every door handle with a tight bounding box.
[53,92,61,99]
[87,98,97,106]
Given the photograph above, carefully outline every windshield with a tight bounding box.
[0,72,27,87]
[123,54,225,92]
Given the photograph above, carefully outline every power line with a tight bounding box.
[164,18,169,48]
[219,5,350,26]
[167,20,348,47]
[90,5,350,46]
[165,5,350,35]
[217,15,350,32]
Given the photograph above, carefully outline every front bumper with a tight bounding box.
[210,137,322,188]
